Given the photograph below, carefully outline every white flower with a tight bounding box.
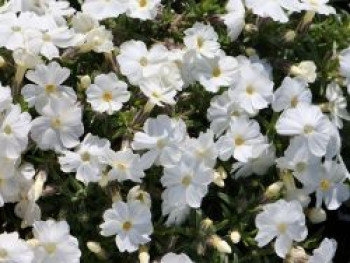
[59,133,110,184]
[217,117,266,162]
[81,26,114,53]
[72,12,99,35]
[100,200,153,252]
[276,137,321,188]
[182,130,218,168]
[221,0,245,41]
[139,78,176,106]
[13,48,42,70]
[0,104,32,158]
[232,144,275,179]
[82,0,128,20]
[117,40,169,85]
[160,252,194,263]
[102,148,146,183]
[31,98,84,152]
[184,22,220,59]
[314,160,350,210]
[255,200,308,258]
[272,77,312,112]
[290,61,317,83]
[33,220,81,263]
[339,47,350,94]
[230,65,274,115]
[0,156,18,206]
[132,115,187,166]
[207,91,247,136]
[0,83,12,112]
[27,23,77,60]
[309,238,337,263]
[197,54,238,92]
[0,232,34,263]
[245,0,303,23]
[276,104,332,157]
[127,186,151,207]
[325,82,350,128]
[22,62,76,112]
[300,0,336,15]
[126,0,162,20]
[0,12,41,50]
[15,168,45,228]
[161,155,214,208]
[86,73,130,115]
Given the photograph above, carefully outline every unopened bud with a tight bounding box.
[139,246,150,263]
[244,24,258,33]
[308,207,327,224]
[290,61,317,83]
[284,30,296,42]
[213,167,227,188]
[87,241,107,259]
[201,218,213,231]
[264,181,283,199]
[209,235,232,254]
[230,230,241,244]
[285,246,309,263]
[245,48,257,57]
[80,75,91,90]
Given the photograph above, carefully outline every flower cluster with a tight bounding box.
[0,0,349,262]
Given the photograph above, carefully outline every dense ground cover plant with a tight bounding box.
[0,0,350,262]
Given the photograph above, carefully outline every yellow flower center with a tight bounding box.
[212,67,221,78]
[234,136,245,146]
[181,175,192,187]
[3,125,12,135]
[139,57,148,67]
[320,179,331,191]
[0,249,7,259]
[277,223,287,234]
[51,118,62,129]
[290,96,298,108]
[44,243,57,254]
[139,0,147,7]
[11,26,21,32]
[43,33,51,42]
[157,139,166,149]
[303,125,314,134]
[197,37,204,49]
[81,152,90,162]
[246,85,255,95]
[116,162,128,171]
[122,221,132,231]
[102,91,113,102]
[45,84,57,94]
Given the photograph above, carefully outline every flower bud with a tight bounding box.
[139,246,150,263]
[308,207,327,224]
[284,30,296,42]
[244,24,258,33]
[264,181,283,199]
[229,230,241,244]
[285,246,309,263]
[209,235,232,254]
[87,241,107,259]
[245,48,257,57]
[79,75,91,90]
[290,61,317,83]
[213,167,227,188]
[230,230,241,244]
[201,218,213,231]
